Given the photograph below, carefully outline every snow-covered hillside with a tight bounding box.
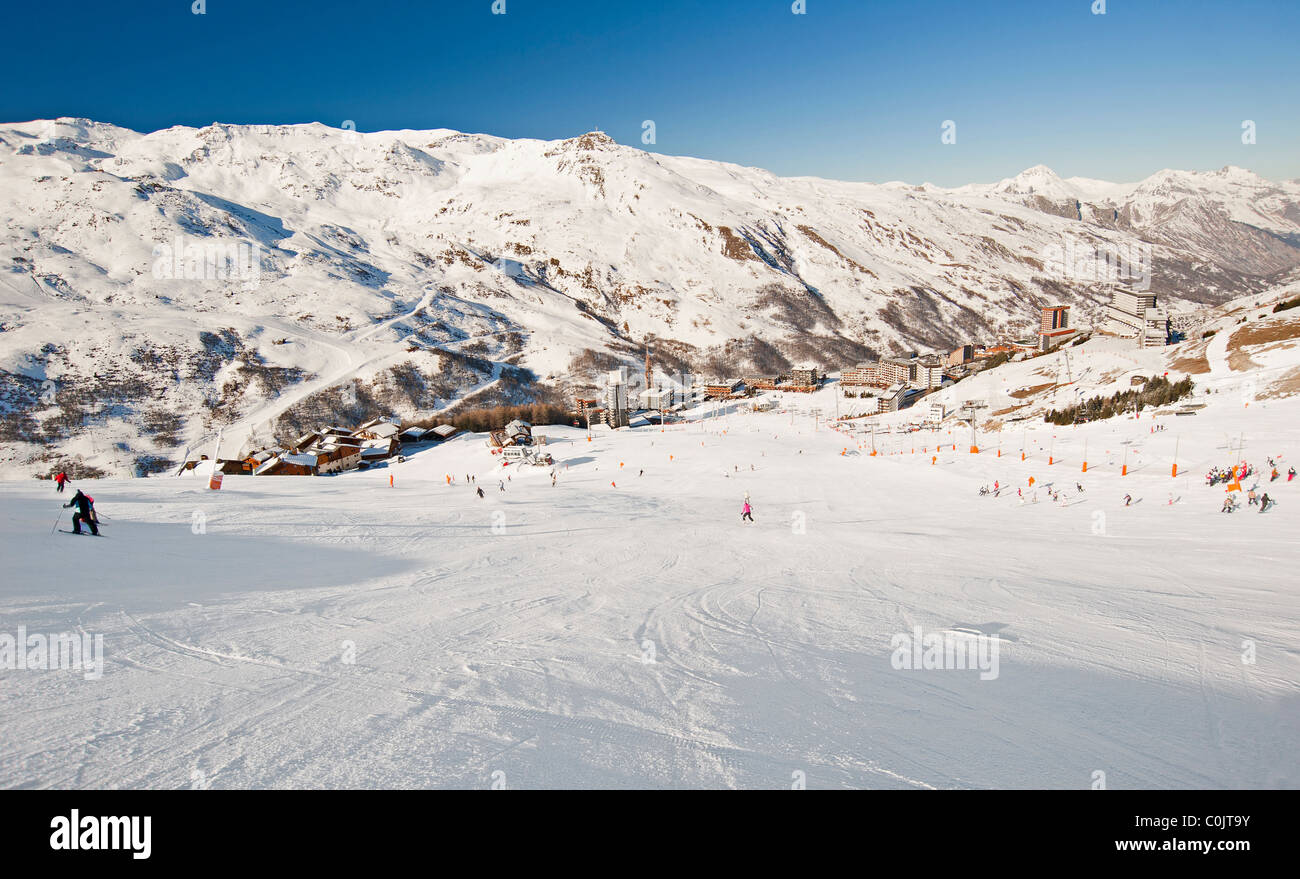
[3,118,1300,478]
[2,354,1298,788]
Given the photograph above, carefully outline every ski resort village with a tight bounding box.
[2,119,1300,790]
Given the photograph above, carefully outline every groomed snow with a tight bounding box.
[2,388,1298,788]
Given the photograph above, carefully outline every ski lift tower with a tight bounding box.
[962,401,979,452]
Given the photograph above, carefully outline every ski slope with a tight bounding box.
[2,382,1298,789]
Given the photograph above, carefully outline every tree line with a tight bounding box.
[1043,375,1195,426]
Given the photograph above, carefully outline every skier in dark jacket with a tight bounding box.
[64,489,98,535]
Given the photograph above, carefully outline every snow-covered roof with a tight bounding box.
[431,424,457,438]
[362,422,400,438]
[255,452,317,475]
[360,446,391,458]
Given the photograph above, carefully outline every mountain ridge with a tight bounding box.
[3,117,1300,477]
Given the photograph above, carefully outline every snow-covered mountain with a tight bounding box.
[3,118,1300,477]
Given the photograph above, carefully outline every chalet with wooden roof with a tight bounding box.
[255,452,319,476]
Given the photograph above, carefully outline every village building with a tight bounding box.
[359,439,396,464]
[946,345,975,367]
[255,451,319,476]
[291,431,323,452]
[312,436,364,473]
[916,355,946,389]
[789,365,822,388]
[880,356,917,386]
[504,419,533,445]
[638,386,678,410]
[428,424,458,441]
[880,383,908,412]
[355,418,401,441]
[603,369,631,428]
[243,449,279,471]
[840,362,883,387]
[1106,288,1168,347]
[1038,305,1075,350]
[744,375,783,391]
[703,379,745,399]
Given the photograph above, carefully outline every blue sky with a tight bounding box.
[6,0,1297,186]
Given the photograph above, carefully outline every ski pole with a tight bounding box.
[50,511,62,534]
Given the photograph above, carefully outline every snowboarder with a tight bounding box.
[54,471,69,493]
[1221,496,1236,513]
[64,489,98,535]
[741,500,753,523]
[1271,468,1280,482]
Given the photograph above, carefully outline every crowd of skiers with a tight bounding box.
[1209,458,1297,487]
[1213,456,1292,513]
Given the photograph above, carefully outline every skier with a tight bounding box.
[476,487,485,498]
[64,489,98,536]
[1259,493,1273,513]
[1123,494,1132,507]
[1076,482,1084,493]
[498,480,505,492]
[1271,468,1280,482]
[1248,488,1258,506]
[741,500,753,523]
[1221,496,1236,513]
[1289,467,1297,482]
[54,471,69,493]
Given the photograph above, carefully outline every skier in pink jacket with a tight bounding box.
[741,500,753,523]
